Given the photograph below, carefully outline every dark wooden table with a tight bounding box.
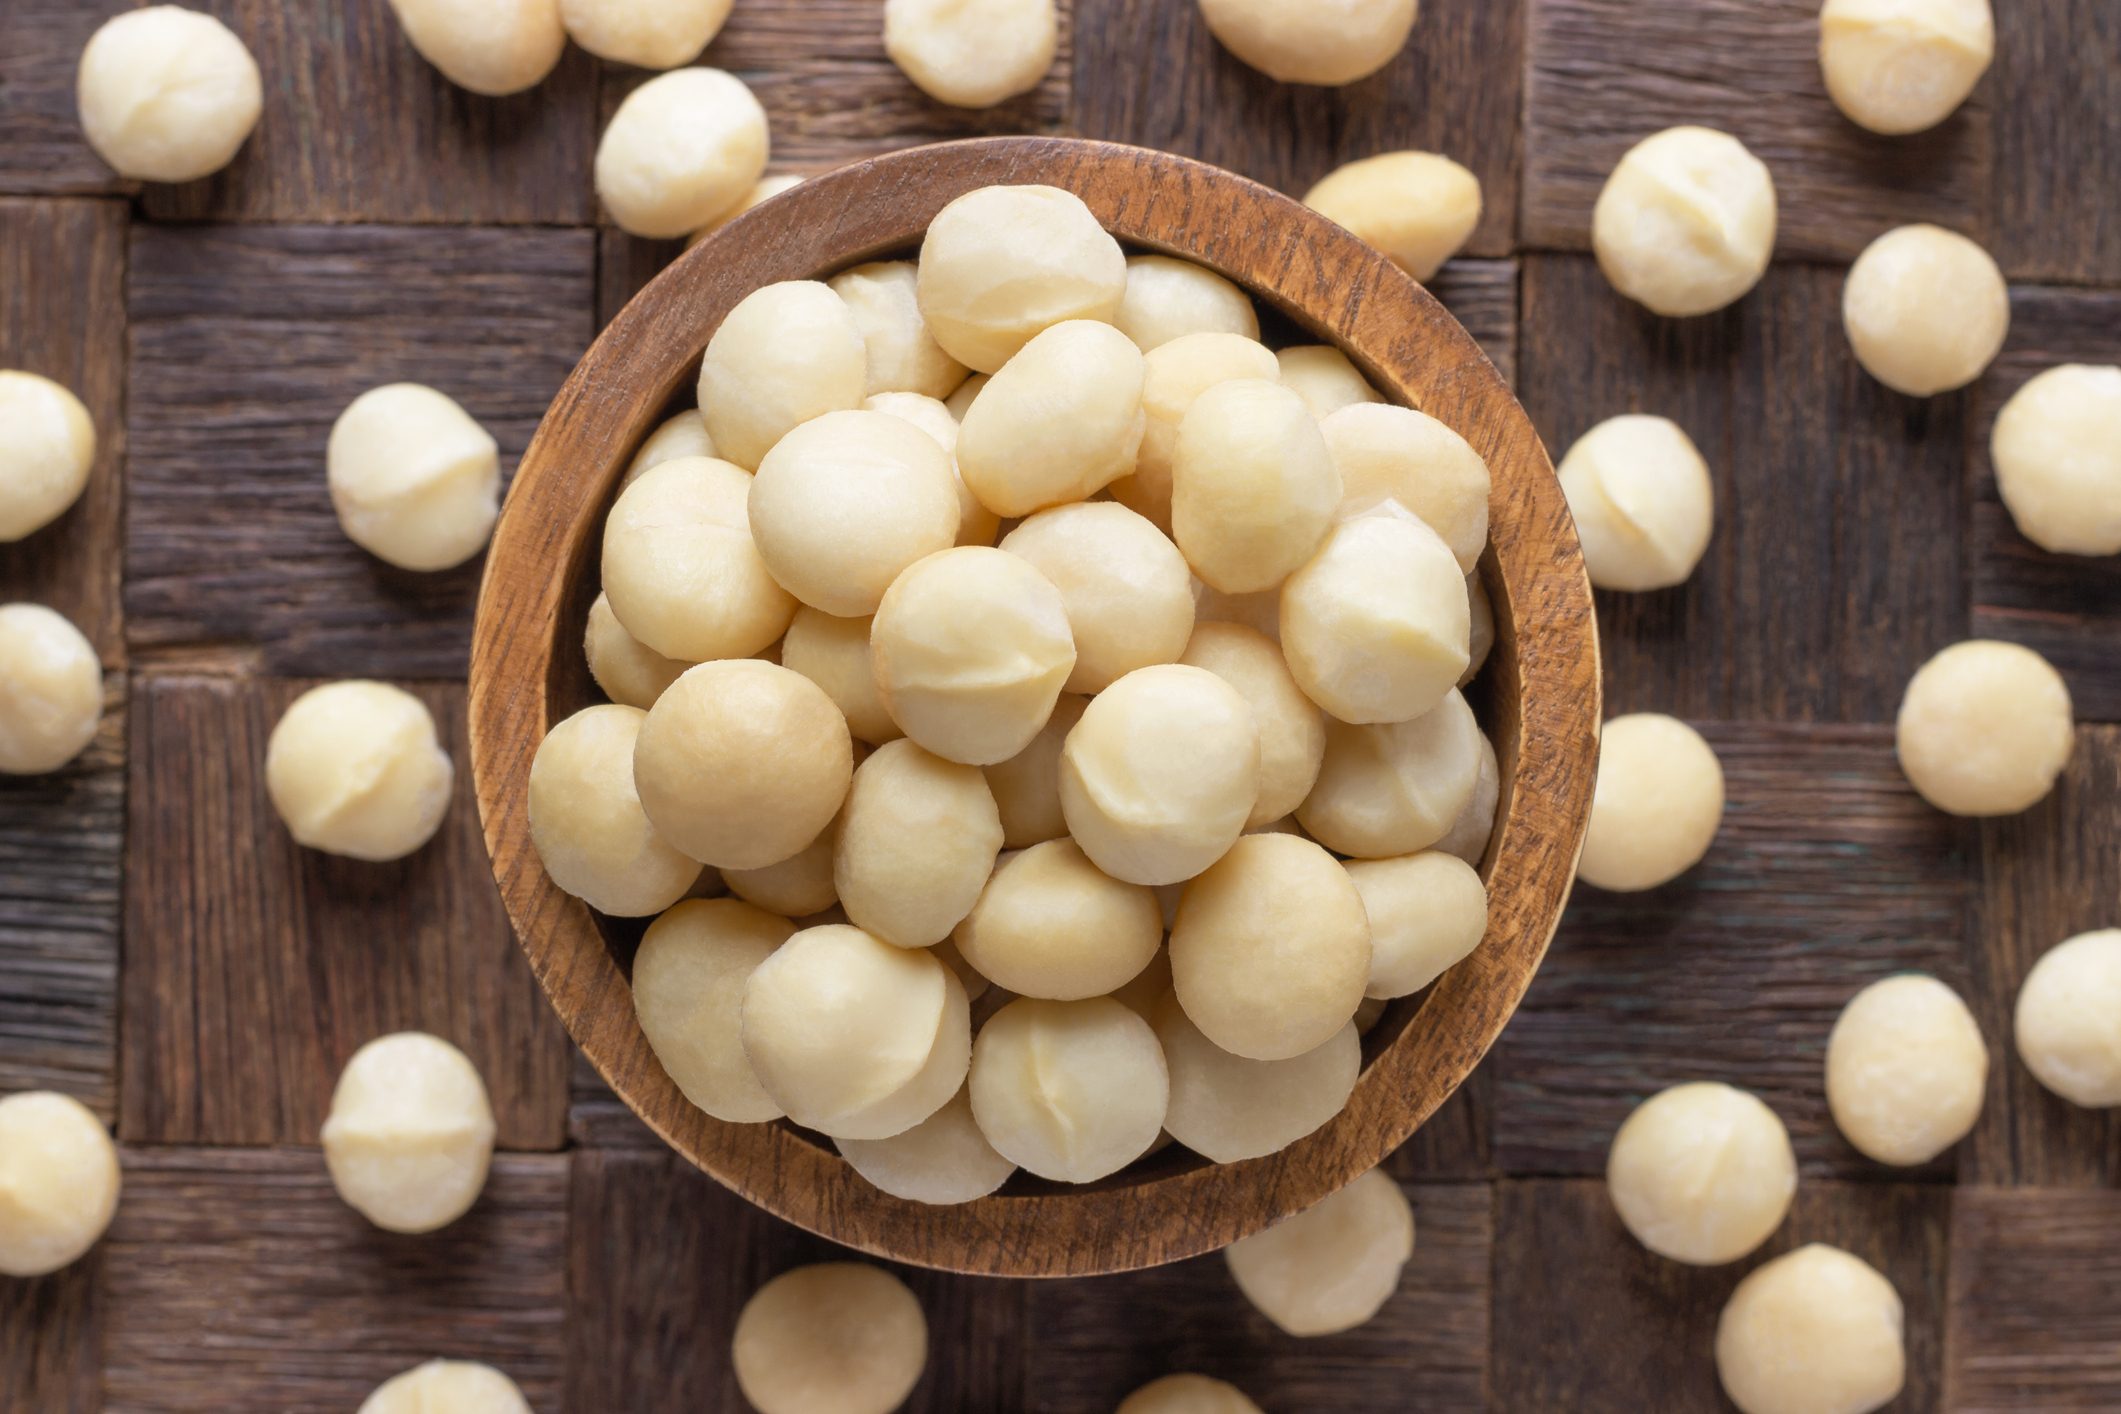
[2,1,2116,1409]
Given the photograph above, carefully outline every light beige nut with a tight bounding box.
[358,1360,530,1414]
[1172,378,1340,594]
[1557,414,1715,592]
[732,1263,928,1414]
[1281,515,1470,724]
[384,0,565,96]
[77,6,263,179]
[836,1086,1016,1205]
[1895,639,2073,816]
[1826,973,1987,1165]
[595,67,768,238]
[1114,255,1260,352]
[1606,1082,1796,1265]
[1223,1168,1414,1336]
[834,739,1004,948]
[1275,344,1381,419]
[1196,0,1419,86]
[0,1091,120,1278]
[1154,990,1358,1162]
[1820,0,1993,136]
[601,456,796,662]
[265,681,453,861]
[530,704,702,916]
[1001,502,1194,692]
[883,0,1058,109]
[1715,1245,1905,1414]
[0,371,95,544]
[1296,688,1482,859]
[584,591,693,710]
[1593,127,1777,318]
[830,260,971,400]
[1843,224,2009,396]
[2014,929,2121,1107]
[1989,364,2121,556]
[1179,621,1325,827]
[956,320,1146,517]
[698,280,865,469]
[916,184,1126,373]
[953,838,1161,1000]
[968,996,1169,1182]
[1111,332,1280,533]
[0,604,102,778]
[1346,850,1487,998]
[982,693,1087,847]
[1431,727,1499,864]
[633,898,794,1123]
[779,607,899,745]
[1118,1374,1264,1414]
[1305,151,1482,281]
[321,1032,495,1234]
[561,0,731,69]
[1323,401,1491,573]
[1578,713,1724,891]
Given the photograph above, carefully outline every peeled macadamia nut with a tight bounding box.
[1594,127,1777,318]
[953,839,1161,999]
[77,6,263,181]
[1895,639,2073,816]
[585,592,692,710]
[561,0,730,69]
[1820,0,1993,136]
[780,607,899,745]
[1577,713,1723,891]
[358,1361,529,1414]
[633,898,793,1123]
[1119,1375,1263,1414]
[1346,851,1487,999]
[1844,224,2009,396]
[884,0,1058,109]
[1826,973,1987,1166]
[1323,402,1491,573]
[969,996,1169,1182]
[0,604,102,777]
[734,1264,927,1414]
[326,383,500,572]
[1276,344,1381,419]
[1172,378,1339,594]
[2013,929,2121,1107]
[1180,621,1326,827]
[688,173,804,246]
[321,1032,495,1234]
[830,261,971,400]
[1113,332,1281,533]
[1990,364,2121,556]
[1154,991,1358,1163]
[1001,502,1194,692]
[1605,1082,1796,1266]
[0,372,94,543]
[1115,256,1261,351]
[1060,664,1261,886]
[1224,1168,1414,1336]
[983,693,1086,847]
[1716,1245,1905,1414]
[596,67,769,239]
[625,409,714,485]
[530,705,702,916]
[1196,0,1418,86]
[1305,152,1482,282]
[1557,414,1715,592]
[1433,728,1499,864]
[635,660,853,869]
[602,456,796,661]
[835,739,1003,948]
[916,184,1126,373]
[836,1086,1016,1205]
[871,547,1077,766]
[863,392,998,548]
[1297,689,1481,858]
[724,829,836,917]
[1281,515,1470,725]
[266,681,452,861]
[384,0,565,96]
[0,1091,119,1278]
[957,320,1145,517]
[699,281,865,470]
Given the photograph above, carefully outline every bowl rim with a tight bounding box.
[470,134,1599,1277]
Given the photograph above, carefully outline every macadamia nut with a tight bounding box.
[957,320,1145,516]
[530,705,702,916]
[1305,151,1482,282]
[1119,1375,1264,1414]
[321,1032,495,1234]
[358,1361,529,1414]
[780,607,899,745]
[1826,973,1987,1165]
[1001,502,1194,692]
[884,0,1058,109]
[561,0,730,69]
[916,184,1126,373]
[601,456,796,661]
[687,173,804,246]
[1113,332,1281,533]
[633,898,793,1123]
[0,372,94,543]
[266,681,453,861]
[1154,991,1358,1163]
[624,410,714,485]
[1196,0,1418,86]
[733,1264,928,1414]
[1606,1082,1796,1265]
[1115,256,1261,352]
[1594,127,1777,318]
[723,828,836,918]
[1172,378,1339,594]
[830,261,971,400]
[596,67,769,238]
[1323,402,1492,573]
[1820,0,1993,137]
[384,0,565,96]
[699,280,865,469]
[327,383,500,572]
[864,392,998,547]
[1578,713,1723,891]
[0,604,102,777]
[1716,1245,1905,1414]
[836,1086,1016,1205]
[77,6,263,181]
[1346,851,1487,999]
[983,693,1086,846]
[585,592,692,709]
[835,739,1003,948]
[0,1091,119,1278]
[2013,930,2121,1108]
[1224,1168,1414,1336]
[1990,364,2121,556]
[1281,515,1470,725]
[1432,727,1499,864]
[1296,689,1482,858]
[1843,224,2008,396]
[1557,414,1715,592]
[968,996,1169,1182]
[953,839,1161,999]
[1895,639,2073,816]
[1180,621,1326,827]
[1275,345,1381,418]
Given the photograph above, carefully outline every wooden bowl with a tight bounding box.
[470,136,1598,1277]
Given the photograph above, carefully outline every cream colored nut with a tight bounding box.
[1170,833,1370,1059]
[1172,378,1339,594]
[358,1361,529,1414]
[584,592,692,710]
[1112,332,1280,533]
[2013,929,2121,1108]
[1305,151,1482,282]
[1281,515,1470,725]
[943,372,987,420]
[836,1086,1016,1205]
[1119,1375,1264,1414]
[1820,0,1993,137]
[1060,664,1261,886]
[0,1091,119,1278]
[1606,1082,1796,1266]
[561,0,730,68]
[635,660,853,869]
[1180,621,1325,827]
[1115,255,1260,352]
[780,607,898,745]
[723,828,836,918]
[632,898,793,1123]
[77,6,262,181]
[957,320,1145,517]
[596,67,769,239]
[1557,414,1714,592]
[601,456,796,661]
[1153,990,1357,1163]
[1000,502,1194,692]
[968,996,1169,1182]
[1276,344,1381,419]
[1192,581,1282,643]
[1991,364,2121,556]
[266,681,452,861]
[916,184,1126,373]
[953,839,1161,999]
[1826,973,1987,1166]
[0,605,101,777]
[865,392,999,547]
[871,547,1077,766]
[1844,224,2008,396]
[530,705,702,916]
[830,261,970,400]
[1716,1245,1905,1414]
[982,693,1086,847]
[1464,574,1494,684]
[687,173,804,247]
[1578,713,1723,891]
[834,739,1003,948]
[321,1032,495,1234]
[0,372,94,543]
[1224,1168,1413,1336]
[326,383,499,572]
[1432,726,1500,864]
[749,409,961,616]
[734,1263,928,1414]
[1346,850,1487,999]
[884,0,1057,109]
[1197,0,1418,86]
[1296,688,1481,859]
[384,0,565,96]
[1323,402,1491,573]
[624,409,713,486]
[1895,639,2073,816]
[1594,127,1777,318]
[699,281,865,469]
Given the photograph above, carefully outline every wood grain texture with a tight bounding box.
[1522,0,1991,260]
[101,1147,568,1413]
[120,675,569,1149]
[124,224,592,678]
[0,197,129,662]
[1519,254,1969,723]
[568,1048,659,1150]
[1988,0,2121,284]
[1946,1188,2121,1411]
[0,0,137,196]
[1070,0,1521,258]
[0,1254,101,1414]
[1430,259,1519,389]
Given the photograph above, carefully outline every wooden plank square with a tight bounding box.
[102,1147,569,1412]
[1522,0,1991,260]
[137,0,597,225]
[1069,0,1521,259]
[1518,254,1969,723]
[1493,1178,1949,1413]
[1493,722,1976,1180]
[1947,1188,2121,1410]
[1988,0,2121,284]
[120,676,569,1149]
[567,1048,658,1150]
[124,224,593,678]
[0,0,137,197]
[0,1254,102,1414]
[1430,259,1518,390]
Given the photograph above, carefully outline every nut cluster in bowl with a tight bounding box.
[528,180,1499,1201]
